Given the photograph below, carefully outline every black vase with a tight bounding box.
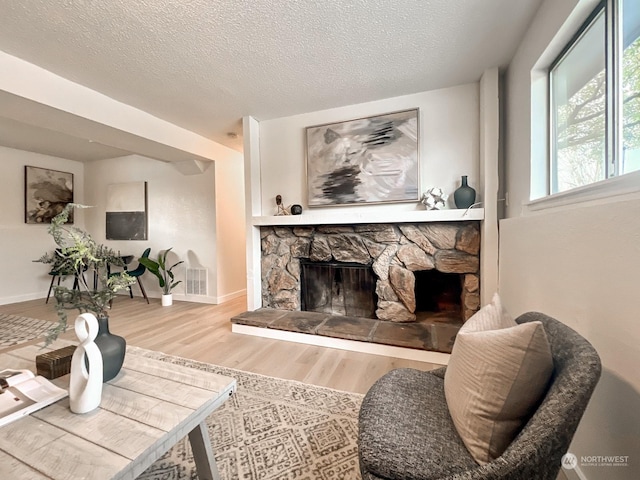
[453,175,476,209]
[94,315,126,382]
[291,204,303,215]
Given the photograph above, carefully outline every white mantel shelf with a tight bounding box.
[252,208,484,227]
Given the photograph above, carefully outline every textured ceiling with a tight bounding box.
[0,0,543,159]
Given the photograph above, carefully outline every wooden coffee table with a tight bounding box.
[0,341,236,480]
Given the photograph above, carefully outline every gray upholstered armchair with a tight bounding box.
[358,312,602,480]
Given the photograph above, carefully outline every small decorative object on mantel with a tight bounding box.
[420,187,447,210]
[454,175,476,209]
[275,194,292,215]
[290,204,303,215]
[69,313,103,414]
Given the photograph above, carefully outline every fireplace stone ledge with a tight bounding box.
[231,308,461,354]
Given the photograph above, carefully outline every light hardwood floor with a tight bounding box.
[0,295,442,395]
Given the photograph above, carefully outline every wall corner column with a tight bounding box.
[480,68,500,305]
[243,116,263,311]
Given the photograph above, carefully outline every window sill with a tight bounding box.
[526,170,640,212]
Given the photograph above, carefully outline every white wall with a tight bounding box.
[0,147,84,304]
[214,157,247,301]
[502,0,640,478]
[499,200,640,479]
[245,84,485,311]
[258,84,480,216]
[0,149,245,305]
[84,155,246,304]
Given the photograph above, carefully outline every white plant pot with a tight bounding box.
[162,294,173,306]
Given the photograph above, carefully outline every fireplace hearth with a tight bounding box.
[231,307,462,353]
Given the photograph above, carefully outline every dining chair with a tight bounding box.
[45,266,83,304]
[109,248,150,304]
[45,249,87,304]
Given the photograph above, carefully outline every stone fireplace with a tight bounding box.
[260,222,480,324]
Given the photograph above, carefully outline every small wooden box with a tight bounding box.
[36,345,77,379]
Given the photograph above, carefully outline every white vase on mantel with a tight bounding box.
[162,294,173,306]
[69,313,103,414]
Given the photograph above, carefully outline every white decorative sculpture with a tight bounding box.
[69,313,103,414]
[420,187,448,210]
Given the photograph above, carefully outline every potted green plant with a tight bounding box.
[35,204,136,381]
[138,248,184,306]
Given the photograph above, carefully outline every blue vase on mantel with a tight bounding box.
[453,176,476,209]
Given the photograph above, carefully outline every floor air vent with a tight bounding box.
[186,268,208,295]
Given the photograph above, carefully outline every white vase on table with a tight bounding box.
[69,313,103,414]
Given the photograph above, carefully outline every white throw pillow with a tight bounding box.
[444,293,554,464]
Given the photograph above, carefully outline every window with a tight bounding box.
[549,0,640,195]
[622,0,640,173]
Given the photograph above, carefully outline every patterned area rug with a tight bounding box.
[0,313,55,348]
[131,347,364,480]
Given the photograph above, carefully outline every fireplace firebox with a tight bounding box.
[414,270,463,317]
[300,260,378,318]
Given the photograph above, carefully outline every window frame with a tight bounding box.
[546,0,631,198]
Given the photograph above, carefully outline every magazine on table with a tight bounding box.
[0,369,68,427]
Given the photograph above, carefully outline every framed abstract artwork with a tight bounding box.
[306,108,419,206]
[24,166,74,224]
[105,181,148,240]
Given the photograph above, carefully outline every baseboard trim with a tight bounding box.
[215,289,247,303]
[0,292,45,306]
[176,294,218,304]
[5,290,245,307]
[176,289,246,304]
[231,323,450,364]
[129,289,247,305]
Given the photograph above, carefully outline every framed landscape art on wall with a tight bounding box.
[24,166,74,224]
[306,108,419,206]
